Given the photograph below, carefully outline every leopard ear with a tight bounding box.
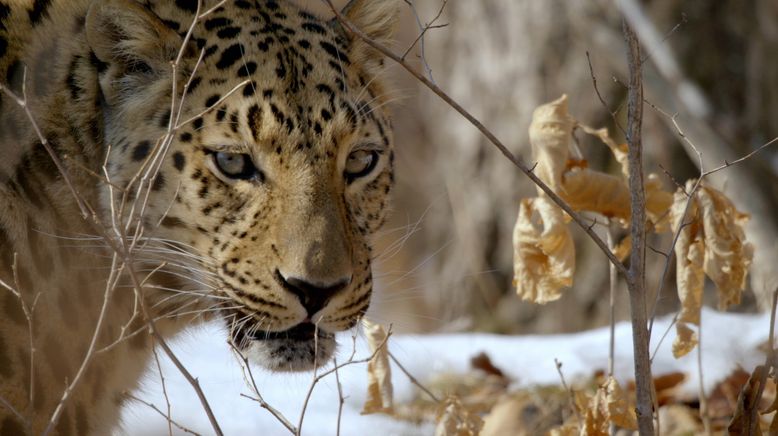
[330,0,400,73]
[85,0,182,74]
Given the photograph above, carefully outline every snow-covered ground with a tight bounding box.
[118,308,771,435]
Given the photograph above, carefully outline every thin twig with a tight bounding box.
[334,358,345,436]
[586,51,626,136]
[696,313,711,435]
[388,351,440,403]
[401,0,448,84]
[229,341,297,434]
[296,327,393,436]
[607,222,617,381]
[152,345,175,436]
[701,135,778,177]
[125,257,224,436]
[554,359,581,426]
[126,393,203,436]
[746,288,778,435]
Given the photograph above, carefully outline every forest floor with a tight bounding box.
[118,307,771,435]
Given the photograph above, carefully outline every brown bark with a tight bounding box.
[623,18,656,436]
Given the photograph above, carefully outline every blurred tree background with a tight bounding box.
[306,0,778,334]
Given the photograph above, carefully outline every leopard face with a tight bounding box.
[87,0,398,371]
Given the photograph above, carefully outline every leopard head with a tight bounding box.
[86,0,399,370]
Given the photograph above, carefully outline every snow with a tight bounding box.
[118,308,772,435]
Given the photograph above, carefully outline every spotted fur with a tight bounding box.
[0,0,398,433]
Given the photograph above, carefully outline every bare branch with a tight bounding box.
[334,358,345,436]
[554,358,581,426]
[126,393,203,436]
[152,345,174,436]
[388,351,440,403]
[623,18,655,436]
[296,327,393,436]
[228,341,297,434]
[702,135,778,177]
[401,0,448,85]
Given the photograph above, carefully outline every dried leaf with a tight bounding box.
[658,404,702,435]
[361,319,394,415]
[434,395,484,436]
[768,385,778,435]
[672,322,698,358]
[577,377,637,436]
[653,372,686,406]
[576,125,672,228]
[512,196,575,304]
[728,365,767,435]
[697,185,753,310]
[561,168,631,221]
[763,371,778,417]
[669,183,753,358]
[612,235,631,262]
[577,125,628,177]
[528,94,575,196]
[604,377,637,430]
[581,386,608,436]
[645,173,674,232]
[671,187,704,326]
[709,368,752,419]
[470,352,506,378]
[480,395,527,436]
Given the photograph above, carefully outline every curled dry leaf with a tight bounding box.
[549,377,637,436]
[577,125,628,177]
[529,96,673,228]
[763,369,778,434]
[709,368,754,419]
[528,94,575,195]
[576,125,673,228]
[434,395,484,436]
[671,188,704,326]
[559,165,671,229]
[697,185,753,309]
[728,365,767,435]
[670,181,753,356]
[672,322,698,359]
[645,173,674,232]
[561,168,631,221]
[512,196,575,304]
[581,377,638,435]
[603,377,638,430]
[361,319,394,415]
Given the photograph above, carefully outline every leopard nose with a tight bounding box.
[276,270,351,316]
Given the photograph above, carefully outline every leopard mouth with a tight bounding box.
[248,322,335,342]
[230,321,337,372]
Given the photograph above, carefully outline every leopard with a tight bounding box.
[0,0,399,433]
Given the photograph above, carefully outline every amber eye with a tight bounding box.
[210,152,263,181]
[344,150,379,182]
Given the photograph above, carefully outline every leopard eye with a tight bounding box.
[344,150,379,182]
[210,151,263,181]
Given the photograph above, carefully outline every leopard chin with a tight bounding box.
[233,322,337,372]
